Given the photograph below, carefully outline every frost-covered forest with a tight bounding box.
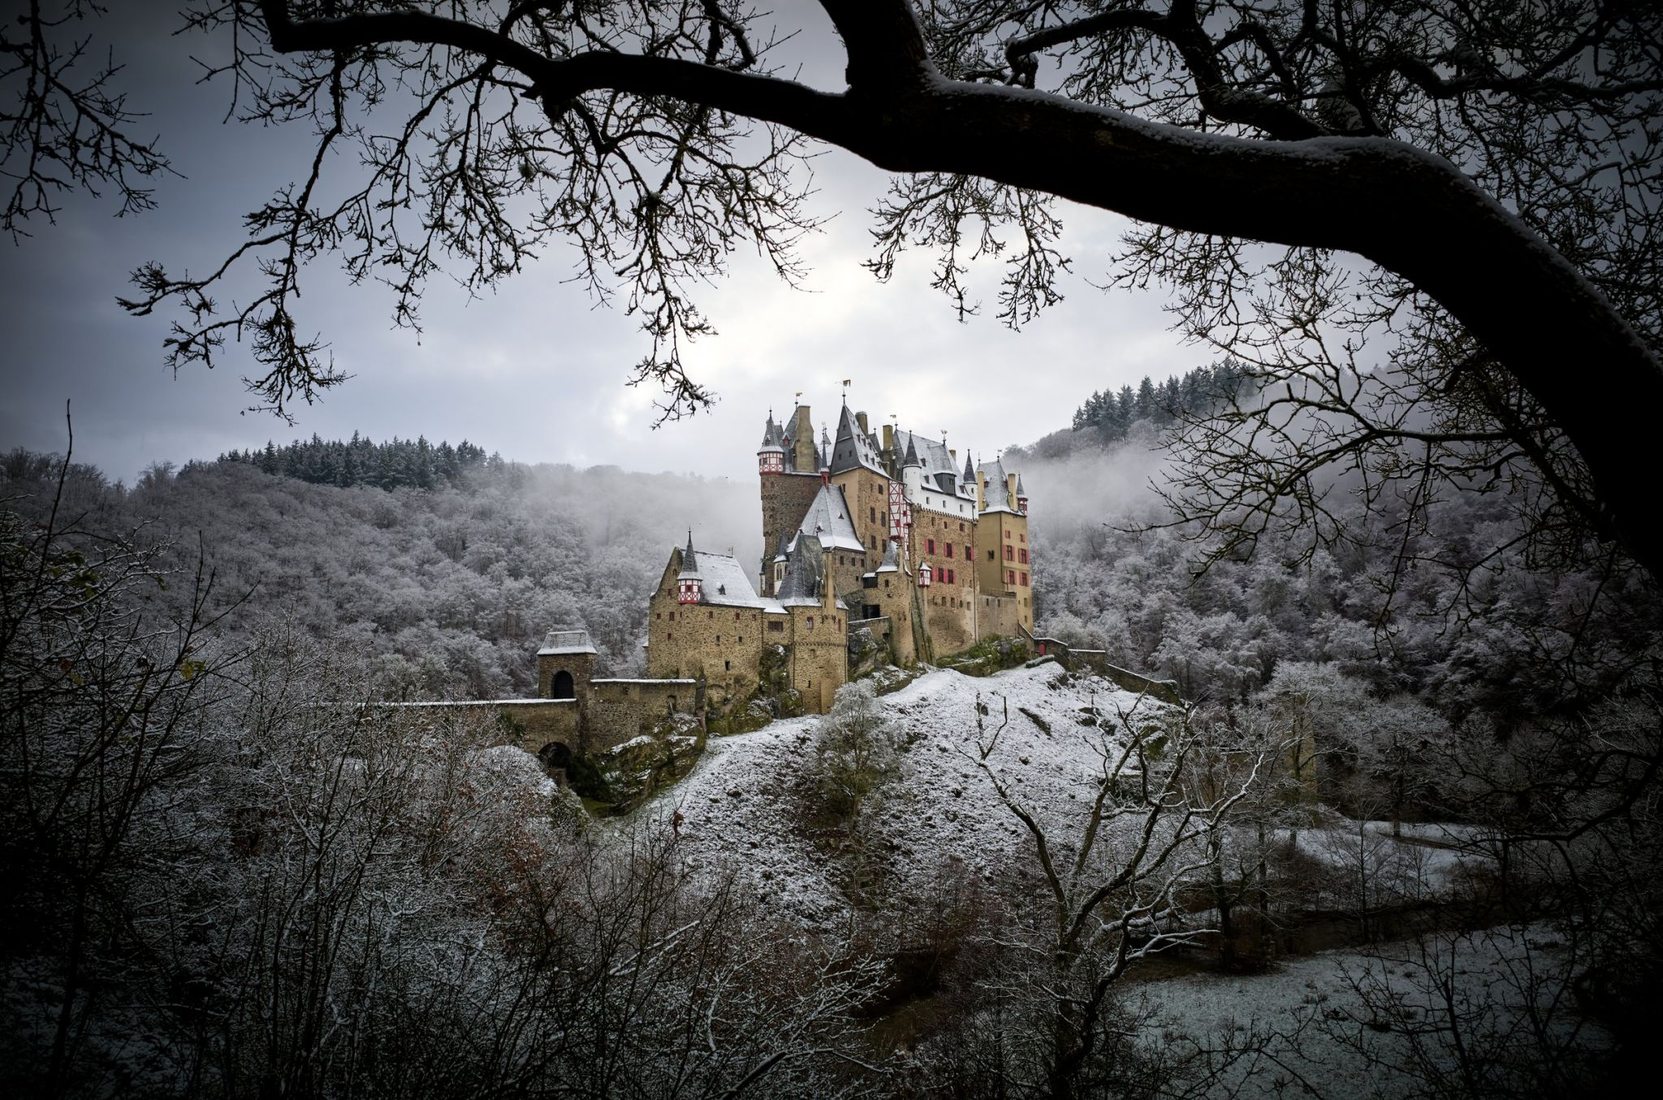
[4,391,1658,1097]
[0,445,756,697]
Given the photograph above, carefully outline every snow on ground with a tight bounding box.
[1279,820,1495,904]
[627,662,1503,929]
[1128,926,1611,1099]
[631,662,1153,923]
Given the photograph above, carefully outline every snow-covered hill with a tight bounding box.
[634,661,1156,925]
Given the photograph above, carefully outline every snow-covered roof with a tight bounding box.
[875,540,900,573]
[787,481,865,553]
[680,546,782,611]
[538,627,597,656]
[978,457,1020,514]
[830,405,886,475]
[894,428,958,478]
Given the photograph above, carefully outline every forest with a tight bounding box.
[4,375,1657,1096]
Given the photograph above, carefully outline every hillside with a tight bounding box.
[642,663,1151,924]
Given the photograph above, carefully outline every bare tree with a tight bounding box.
[964,690,1265,1097]
[0,442,243,1097]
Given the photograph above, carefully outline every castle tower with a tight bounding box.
[974,456,1034,635]
[537,627,597,702]
[760,406,824,596]
[758,411,786,475]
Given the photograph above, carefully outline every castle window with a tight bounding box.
[808,616,815,630]
[945,543,954,558]
[988,550,995,561]
[1020,533,1026,543]
[1021,572,1029,586]
[724,660,731,671]
[709,610,714,619]
[1005,545,1014,561]
[959,522,965,532]
[655,612,660,620]
[926,538,936,554]
[1019,548,1029,563]
[769,621,784,633]
[735,612,741,620]
[964,544,971,559]
[668,611,675,620]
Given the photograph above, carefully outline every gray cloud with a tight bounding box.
[0,3,1194,484]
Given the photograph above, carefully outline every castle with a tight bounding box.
[639,399,1033,713]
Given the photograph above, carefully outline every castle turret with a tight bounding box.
[901,437,923,498]
[1016,473,1028,514]
[758,410,786,474]
[677,535,703,604]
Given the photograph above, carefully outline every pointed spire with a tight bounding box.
[902,437,921,468]
[678,532,700,578]
[963,450,975,485]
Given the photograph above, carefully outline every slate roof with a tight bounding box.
[830,404,887,475]
[538,628,598,656]
[775,535,826,605]
[978,457,1020,514]
[775,536,849,609]
[875,540,900,573]
[787,481,865,553]
[677,534,700,579]
[758,411,785,451]
[893,429,957,477]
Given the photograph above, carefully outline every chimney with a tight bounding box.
[856,410,869,436]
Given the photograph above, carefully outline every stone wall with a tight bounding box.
[869,570,917,666]
[588,678,702,750]
[1030,637,1182,704]
[645,589,773,709]
[383,680,702,760]
[787,603,848,712]
[383,699,582,755]
[976,593,1023,642]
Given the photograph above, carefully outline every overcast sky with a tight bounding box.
[0,2,1195,487]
